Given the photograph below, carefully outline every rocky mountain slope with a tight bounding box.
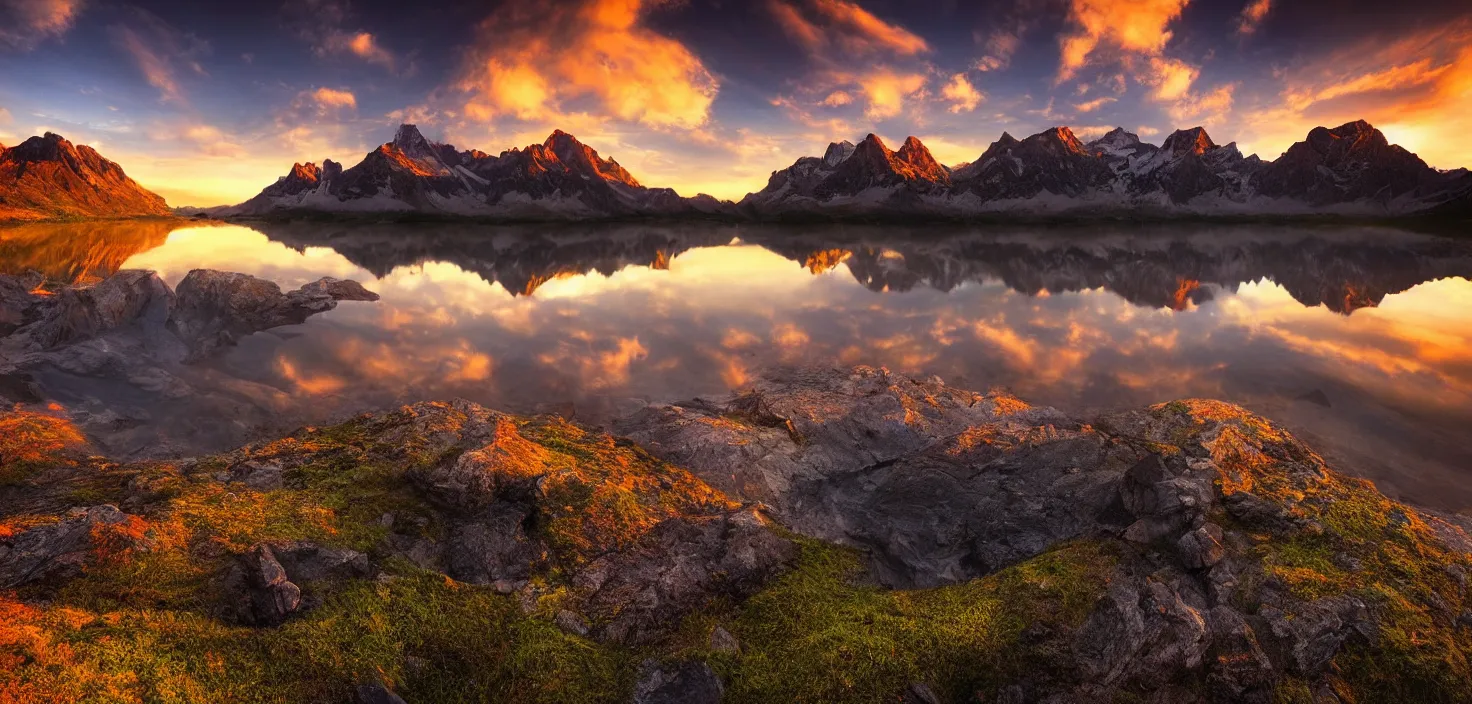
[0,133,172,221]
[744,120,1472,218]
[2,364,1470,703]
[229,125,729,219]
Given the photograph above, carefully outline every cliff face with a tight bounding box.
[0,133,171,221]
[1,362,1469,703]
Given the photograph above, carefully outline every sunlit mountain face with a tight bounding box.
[3,219,1471,515]
[1,0,1470,208]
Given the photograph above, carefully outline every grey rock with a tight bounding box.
[269,541,372,582]
[1258,596,1369,675]
[616,367,1122,587]
[1177,523,1226,570]
[229,544,302,626]
[446,504,545,586]
[709,625,741,654]
[230,460,284,491]
[0,504,137,588]
[555,609,590,637]
[1205,606,1275,702]
[903,682,941,704]
[632,659,723,704]
[578,509,795,644]
[355,682,407,704]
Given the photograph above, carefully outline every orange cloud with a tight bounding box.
[321,31,395,70]
[941,73,982,113]
[1142,56,1198,101]
[303,86,357,111]
[1074,96,1116,113]
[457,0,718,130]
[1235,0,1271,35]
[769,0,929,57]
[0,0,84,51]
[1057,0,1190,80]
[858,69,928,120]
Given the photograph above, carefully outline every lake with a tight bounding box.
[3,218,1471,516]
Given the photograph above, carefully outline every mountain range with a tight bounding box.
[225,124,727,219]
[0,133,171,221]
[4,120,1471,222]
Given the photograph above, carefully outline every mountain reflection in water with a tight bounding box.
[3,219,1471,515]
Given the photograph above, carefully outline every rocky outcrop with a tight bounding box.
[167,270,379,359]
[368,399,796,643]
[0,133,172,221]
[1,367,1469,702]
[0,504,147,588]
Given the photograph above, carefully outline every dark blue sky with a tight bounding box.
[2,0,1468,205]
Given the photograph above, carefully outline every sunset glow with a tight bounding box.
[2,0,1469,205]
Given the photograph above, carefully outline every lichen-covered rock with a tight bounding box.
[577,508,797,644]
[632,659,723,704]
[0,504,146,588]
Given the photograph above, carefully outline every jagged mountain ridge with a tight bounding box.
[0,133,172,221]
[230,124,728,219]
[745,120,1471,217]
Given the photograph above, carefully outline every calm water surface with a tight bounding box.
[3,219,1471,515]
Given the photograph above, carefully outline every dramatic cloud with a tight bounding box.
[768,0,929,57]
[1235,0,1272,35]
[1057,0,1191,80]
[941,74,982,113]
[0,0,84,51]
[858,69,928,120]
[1166,84,1233,124]
[1142,56,1199,101]
[108,8,210,104]
[456,0,718,130]
[768,0,934,124]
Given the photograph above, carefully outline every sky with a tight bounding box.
[1,0,1469,207]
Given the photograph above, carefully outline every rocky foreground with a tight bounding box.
[2,365,1470,703]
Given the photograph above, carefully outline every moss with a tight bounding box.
[709,538,1118,703]
[3,575,637,704]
